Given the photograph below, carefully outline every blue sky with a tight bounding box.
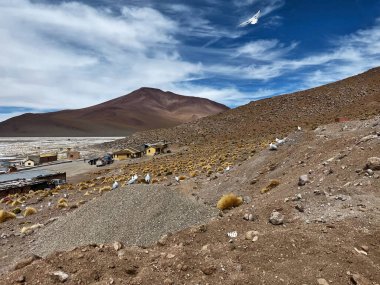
[0,0,380,122]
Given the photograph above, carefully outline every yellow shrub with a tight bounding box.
[57,201,68,208]
[261,179,280,194]
[0,210,16,223]
[217,194,243,210]
[11,200,22,207]
[23,207,37,217]
[189,171,198,178]
[58,198,67,204]
[99,186,112,194]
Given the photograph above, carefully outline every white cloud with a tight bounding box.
[0,0,200,111]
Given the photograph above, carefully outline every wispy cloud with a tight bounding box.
[168,83,281,107]
[234,0,285,16]
[237,39,298,61]
[0,0,199,111]
[206,17,380,84]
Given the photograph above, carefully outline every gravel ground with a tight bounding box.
[32,185,218,257]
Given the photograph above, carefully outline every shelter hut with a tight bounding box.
[39,153,58,164]
[144,142,168,156]
[66,148,81,160]
[113,147,143,160]
[24,155,40,167]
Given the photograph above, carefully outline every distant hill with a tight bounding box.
[101,67,380,150]
[0,88,229,137]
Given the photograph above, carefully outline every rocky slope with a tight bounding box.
[101,67,380,150]
[0,116,379,285]
[0,88,229,137]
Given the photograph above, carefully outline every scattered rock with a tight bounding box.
[350,273,371,285]
[243,213,255,221]
[16,275,26,283]
[201,265,216,275]
[166,253,175,259]
[317,278,329,285]
[51,271,69,283]
[295,204,305,212]
[365,169,374,176]
[245,230,259,240]
[298,175,310,186]
[359,134,378,143]
[244,196,252,204]
[125,265,138,275]
[113,241,123,251]
[365,157,380,170]
[269,211,284,225]
[13,254,41,270]
[292,193,302,201]
[190,224,207,234]
[157,234,168,246]
[360,245,369,253]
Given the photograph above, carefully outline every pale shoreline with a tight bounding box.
[0,137,123,159]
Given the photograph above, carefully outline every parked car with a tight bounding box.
[96,159,106,167]
[102,154,113,164]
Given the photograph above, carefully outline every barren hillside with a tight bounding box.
[102,67,380,150]
[0,88,229,137]
[0,116,379,285]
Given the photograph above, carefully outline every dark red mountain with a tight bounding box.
[0,88,229,137]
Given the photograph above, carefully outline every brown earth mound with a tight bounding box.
[0,87,229,137]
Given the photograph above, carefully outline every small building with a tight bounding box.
[66,149,81,160]
[0,169,66,198]
[40,153,58,164]
[7,166,17,173]
[144,142,168,156]
[24,155,40,167]
[113,147,143,160]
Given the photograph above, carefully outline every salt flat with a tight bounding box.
[0,137,123,159]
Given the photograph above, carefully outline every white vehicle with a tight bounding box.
[239,10,261,27]
[96,159,106,167]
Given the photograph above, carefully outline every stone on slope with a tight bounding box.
[366,157,380,170]
[298,174,310,186]
[269,211,284,225]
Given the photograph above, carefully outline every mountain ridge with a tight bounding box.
[0,88,229,137]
